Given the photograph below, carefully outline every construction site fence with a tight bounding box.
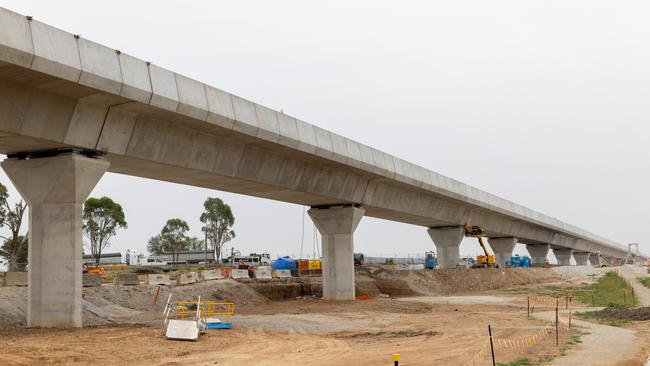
[176,301,235,320]
[463,303,575,366]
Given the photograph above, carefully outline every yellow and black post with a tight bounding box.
[392,353,400,366]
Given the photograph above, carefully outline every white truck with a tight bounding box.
[126,249,167,266]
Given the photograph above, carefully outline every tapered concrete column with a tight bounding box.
[2,154,109,327]
[589,252,600,266]
[308,205,364,301]
[553,248,573,266]
[526,244,550,266]
[573,252,590,266]
[427,226,464,269]
[488,237,517,267]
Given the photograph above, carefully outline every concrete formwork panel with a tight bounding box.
[0,8,33,67]
[29,20,81,82]
[78,38,122,94]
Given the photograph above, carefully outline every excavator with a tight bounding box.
[463,224,496,268]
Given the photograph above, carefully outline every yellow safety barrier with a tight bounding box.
[176,301,235,320]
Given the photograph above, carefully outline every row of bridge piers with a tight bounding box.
[2,153,615,328]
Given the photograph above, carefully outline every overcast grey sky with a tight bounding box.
[0,0,648,263]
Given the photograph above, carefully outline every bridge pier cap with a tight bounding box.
[308,205,364,301]
[2,152,109,327]
[526,244,550,265]
[488,237,517,268]
[553,248,574,266]
[427,226,464,269]
[573,252,591,266]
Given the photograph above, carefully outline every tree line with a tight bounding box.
[0,183,235,270]
[147,198,235,263]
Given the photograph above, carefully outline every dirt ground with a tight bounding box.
[0,265,648,366]
[0,300,580,366]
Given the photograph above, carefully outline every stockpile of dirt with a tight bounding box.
[595,306,650,321]
[366,266,558,296]
[84,278,269,313]
[0,266,561,329]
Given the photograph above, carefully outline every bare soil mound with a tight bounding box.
[595,306,650,321]
[366,266,557,296]
[0,266,559,329]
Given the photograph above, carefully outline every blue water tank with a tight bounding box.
[272,256,297,271]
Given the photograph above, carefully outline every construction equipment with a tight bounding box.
[425,251,437,269]
[505,255,530,268]
[82,264,105,275]
[354,253,365,266]
[464,225,496,268]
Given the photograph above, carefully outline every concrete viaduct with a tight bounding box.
[0,7,643,327]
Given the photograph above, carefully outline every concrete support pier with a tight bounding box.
[526,244,550,266]
[308,205,364,301]
[553,248,574,266]
[427,226,464,269]
[488,237,518,268]
[573,252,591,266]
[589,252,600,266]
[2,153,109,327]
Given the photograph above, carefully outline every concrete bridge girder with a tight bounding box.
[0,6,638,332]
[0,76,598,251]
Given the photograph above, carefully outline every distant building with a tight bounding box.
[81,252,122,265]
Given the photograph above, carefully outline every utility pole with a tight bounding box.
[204,229,208,264]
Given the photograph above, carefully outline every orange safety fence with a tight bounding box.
[462,316,573,366]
